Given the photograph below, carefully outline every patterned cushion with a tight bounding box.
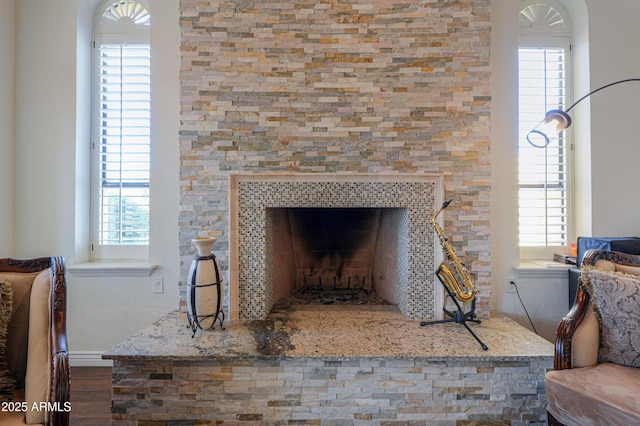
[0,280,15,401]
[582,267,640,367]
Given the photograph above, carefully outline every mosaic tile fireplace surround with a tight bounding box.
[229,173,445,321]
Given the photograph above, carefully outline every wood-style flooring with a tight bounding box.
[69,366,112,426]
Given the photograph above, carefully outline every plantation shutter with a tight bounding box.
[96,42,151,247]
[518,45,570,247]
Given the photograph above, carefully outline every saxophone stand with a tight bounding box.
[420,271,489,351]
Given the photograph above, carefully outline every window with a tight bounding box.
[92,0,150,260]
[518,1,573,258]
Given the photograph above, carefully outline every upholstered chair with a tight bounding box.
[546,250,640,426]
[0,257,70,426]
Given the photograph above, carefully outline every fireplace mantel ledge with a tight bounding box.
[228,171,444,184]
[102,306,552,362]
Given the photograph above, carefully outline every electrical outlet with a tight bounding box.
[152,277,164,294]
[506,278,516,294]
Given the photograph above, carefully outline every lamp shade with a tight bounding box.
[526,109,572,148]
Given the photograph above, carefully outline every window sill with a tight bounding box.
[515,260,573,278]
[68,261,158,277]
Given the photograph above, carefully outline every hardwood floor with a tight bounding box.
[70,366,112,426]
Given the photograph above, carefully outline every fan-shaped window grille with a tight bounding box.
[517,1,573,254]
[92,0,151,259]
[100,0,149,27]
[519,1,571,35]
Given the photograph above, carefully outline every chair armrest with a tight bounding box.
[49,257,69,426]
[554,281,592,369]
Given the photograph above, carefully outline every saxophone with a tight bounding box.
[432,200,477,303]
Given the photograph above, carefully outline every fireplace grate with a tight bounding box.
[300,275,369,304]
[302,275,369,294]
[274,275,391,307]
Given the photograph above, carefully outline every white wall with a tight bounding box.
[11,0,180,364]
[0,0,15,255]
[14,1,78,258]
[584,0,640,237]
[489,0,520,324]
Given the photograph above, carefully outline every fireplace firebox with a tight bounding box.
[271,207,402,306]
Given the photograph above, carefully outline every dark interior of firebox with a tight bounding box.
[271,207,401,307]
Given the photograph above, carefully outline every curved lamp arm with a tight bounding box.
[526,78,640,148]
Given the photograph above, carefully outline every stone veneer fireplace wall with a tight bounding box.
[179,0,492,319]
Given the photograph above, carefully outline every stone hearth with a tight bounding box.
[104,307,553,425]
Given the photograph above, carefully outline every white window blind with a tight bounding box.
[518,45,570,247]
[96,43,151,247]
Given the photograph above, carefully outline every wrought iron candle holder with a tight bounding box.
[187,237,225,336]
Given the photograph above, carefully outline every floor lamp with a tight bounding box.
[526,78,640,148]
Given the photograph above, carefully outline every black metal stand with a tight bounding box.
[187,279,225,337]
[420,268,488,351]
[187,254,225,337]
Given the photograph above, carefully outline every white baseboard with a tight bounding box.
[68,351,113,367]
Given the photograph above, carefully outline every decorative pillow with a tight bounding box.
[0,280,15,401]
[581,267,640,367]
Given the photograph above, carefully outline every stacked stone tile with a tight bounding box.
[179,0,492,316]
[112,358,549,425]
